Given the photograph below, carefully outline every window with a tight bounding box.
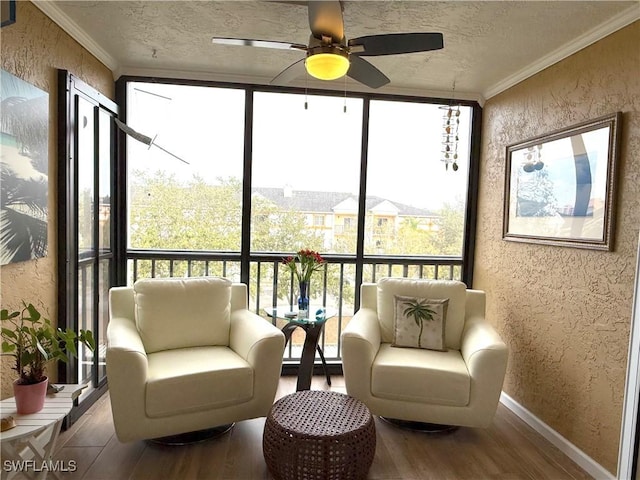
[251,92,363,254]
[343,217,355,231]
[366,100,472,256]
[126,82,245,277]
[121,79,480,363]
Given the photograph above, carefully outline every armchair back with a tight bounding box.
[133,277,232,353]
[364,278,468,350]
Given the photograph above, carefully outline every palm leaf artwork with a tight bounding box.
[403,299,437,348]
[0,70,49,265]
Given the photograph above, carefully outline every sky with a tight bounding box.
[126,81,472,211]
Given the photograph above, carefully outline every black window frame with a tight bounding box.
[115,76,482,297]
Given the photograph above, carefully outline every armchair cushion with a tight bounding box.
[134,277,232,353]
[145,346,253,418]
[392,295,448,351]
[378,278,467,350]
[371,344,470,407]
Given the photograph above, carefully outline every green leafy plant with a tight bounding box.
[1,302,95,385]
[403,299,437,348]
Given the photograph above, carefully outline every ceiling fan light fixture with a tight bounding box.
[305,47,350,81]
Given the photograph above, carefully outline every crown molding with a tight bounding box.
[116,65,485,105]
[35,0,636,105]
[35,0,486,105]
[32,0,119,71]
[483,4,640,100]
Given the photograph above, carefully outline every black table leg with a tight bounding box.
[296,323,322,391]
[280,321,331,391]
[316,345,331,386]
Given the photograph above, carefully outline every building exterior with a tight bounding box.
[252,187,439,251]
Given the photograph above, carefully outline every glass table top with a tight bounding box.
[264,306,335,325]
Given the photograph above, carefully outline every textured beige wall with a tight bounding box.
[1,3,637,473]
[0,2,114,399]
[475,22,640,475]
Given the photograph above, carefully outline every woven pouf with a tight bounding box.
[263,390,376,480]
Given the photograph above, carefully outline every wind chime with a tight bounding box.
[440,81,461,171]
[440,103,460,171]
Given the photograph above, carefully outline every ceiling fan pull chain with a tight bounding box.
[343,75,347,113]
[305,74,309,110]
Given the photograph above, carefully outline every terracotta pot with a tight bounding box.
[13,377,48,414]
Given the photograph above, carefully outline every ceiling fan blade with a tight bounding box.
[270,58,306,85]
[212,37,307,51]
[308,0,344,42]
[114,119,189,165]
[114,118,153,145]
[349,33,444,56]
[347,56,389,89]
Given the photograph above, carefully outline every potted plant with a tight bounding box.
[1,302,95,413]
[282,249,325,319]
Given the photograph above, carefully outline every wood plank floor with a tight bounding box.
[44,376,592,480]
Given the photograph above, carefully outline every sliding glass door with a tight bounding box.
[58,71,118,420]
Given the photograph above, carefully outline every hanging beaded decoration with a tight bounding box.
[439,104,460,171]
[522,144,544,172]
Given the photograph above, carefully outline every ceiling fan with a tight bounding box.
[211,0,443,89]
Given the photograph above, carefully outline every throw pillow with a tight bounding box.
[392,295,449,351]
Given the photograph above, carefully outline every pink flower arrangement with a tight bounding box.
[282,249,325,283]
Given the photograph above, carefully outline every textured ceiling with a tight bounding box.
[45,1,639,102]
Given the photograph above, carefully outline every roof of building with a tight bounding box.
[252,187,436,217]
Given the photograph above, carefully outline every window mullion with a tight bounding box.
[354,97,370,310]
[240,88,254,285]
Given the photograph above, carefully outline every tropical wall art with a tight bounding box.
[0,70,49,265]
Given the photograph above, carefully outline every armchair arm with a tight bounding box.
[229,309,285,368]
[106,315,149,440]
[341,308,381,360]
[461,316,508,373]
[229,310,285,408]
[341,308,381,400]
[106,316,148,382]
[461,315,508,419]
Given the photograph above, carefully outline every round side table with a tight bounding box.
[263,390,376,480]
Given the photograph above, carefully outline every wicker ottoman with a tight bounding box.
[263,390,376,480]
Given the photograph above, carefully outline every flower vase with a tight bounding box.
[297,281,310,319]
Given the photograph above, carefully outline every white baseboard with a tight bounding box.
[500,392,614,480]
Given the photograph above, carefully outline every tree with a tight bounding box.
[431,200,465,256]
[130,171,242,252]
[128,172,467,305]
[129,171,348,304]
[394,218,437,255]
[251,196,322,252]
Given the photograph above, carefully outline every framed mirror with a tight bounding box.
[503,112,621,250]
[1,0,15,28]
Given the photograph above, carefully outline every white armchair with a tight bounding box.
[341,278,508,428]
[106,277,285,442]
